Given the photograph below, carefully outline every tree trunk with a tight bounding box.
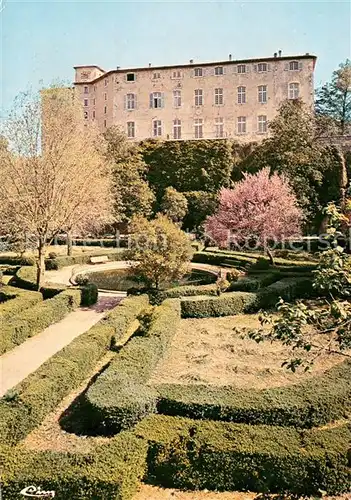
[37,239,46,291]
[67,231,72,256]
[266,246,275,266]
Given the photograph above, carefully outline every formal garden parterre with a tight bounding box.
[1,246,350,499]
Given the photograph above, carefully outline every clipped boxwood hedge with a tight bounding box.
[0,289,81,355]
[0,286,42,320]
[181,291,258,318]
[83,299,180,434]
[156,359,351,428]
[228,272,280,292]
[257,276,313,308]
[208,248,318,268]
[135,414,350,495]
[0,295,149,446]
[0,255,35,266]
[45,249,126,270]
[1,432,147,500]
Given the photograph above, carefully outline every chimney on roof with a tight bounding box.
[305,52,310,55]
[274,52,278,58]
[278,50,282,57]
[116,66,120,70]
[148,63,151,67]
[229,54,232,61]
[189,59,194,64]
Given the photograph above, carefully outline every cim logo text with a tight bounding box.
[20,486,55,498]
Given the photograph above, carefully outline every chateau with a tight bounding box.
[74,52,316,142]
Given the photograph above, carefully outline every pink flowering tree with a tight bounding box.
[205,168,303,260]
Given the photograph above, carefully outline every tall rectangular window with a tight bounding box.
[150,92,164,109]
[153,72,161,79]
[84,86,89,94]
[289,82,300,99]
[127,121,135,138]
[104,78,108,86]
[237,86,246,104]
[172,70,182,79]
[104,106,107,114]
[258,115,267,133]
[214,66,224,76]
[257,63,267,72]
[258,85,267,103]
[214,88,223,105]
[173,119,181,139]
[194,118,203,139]
[237,64,246,74]
[215,117,224,138]
[84,99,89,107]
[126,93,136,110]
[92,110,95,119]
[237,116,246,134]
[153,120,162,137]
[194,89,203,106]
[194,67,203,77]
[173,90,181,108]
[104,93,107,101]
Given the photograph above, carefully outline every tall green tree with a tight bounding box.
[316,60,351,135]
[160,187,188,224]
[103,127,155,230]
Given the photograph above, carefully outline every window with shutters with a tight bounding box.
[237,116,246,134]
[173,90,181,108]
[194,89,203,106]
[194,118,203,139]
[258,85,267,103]
[214,88,223,105]
[289,82,300,99]
[214,66,224,76]
[237,86,246,104]
[127,121,135,138]
[173,119,181,139]
[150,92,163,109]
[258,115,267,133]
[215,117,224,138]
[257,63,268,72]
[237,64,246,74]
[126,93,136,110]
[289,61,299,71]
[153,120,162,137]
[194,67,203,77]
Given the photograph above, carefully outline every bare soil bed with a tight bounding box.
[149,315,343,389]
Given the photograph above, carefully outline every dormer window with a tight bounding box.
[126,73,135,82]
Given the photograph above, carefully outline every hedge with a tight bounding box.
[45,249,126,270]
[228,272,280,292]
[53,236,129,248]
[0,255,35,266]
[83,299,180,434]
[0,289,82,355]
[0,295,149,445]
[1,432,147,499]
[181,292,258,318]
[0,264,20,275]
[257,276,313,308]
[156,359,351,428]
[154,283,219,301]
[208,248,318,268]
[192,251,256,268]
[135,414,350,495]
[0,286,42,320]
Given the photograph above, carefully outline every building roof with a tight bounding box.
[74,54,317,84]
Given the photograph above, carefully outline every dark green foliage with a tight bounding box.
[0,289,81,355]
[0,286,42,320]
[0,295,149,445]
[80,282,98,306]
[1,432,147,500]
[53,237,129,248]
[182,191,219,231]
[83,300,180,434]
[181,292,258,318]
[257,277,313,308]
[0,264,20,275]
[136,415,350,495]
[0,255,35,266]
[9,265,37,289]
[140,139,233,199]
[156,283,219,300]
[44,250,126,270]
[228,273,280,292]
[156,360,351,428]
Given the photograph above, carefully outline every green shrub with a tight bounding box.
[155,283,219,301]
[250,256,271,270]
[1,432,147,499]
[257,277,313,308]
[181,292,258,318]
[0,265,20,276]
[0,295,149,445]
[208,248,318,268]
[0,255,35,266]
[0,289,81,355]
[156,359,351,428]
[80,283,98,306]
[45,249,126,270]
[192,251,256,268]
[228,272,280,292]
[83,299,180,434]
[0,286,42,320]
[9,265,37,290]
[135,415,350,495]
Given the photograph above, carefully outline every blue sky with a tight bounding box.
[1,0,350,114]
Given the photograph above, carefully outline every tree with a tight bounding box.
[205,168,303,257]
[249,205,351,371]
[240,99,345,228]
[160,187,188,224]
[103,127,155,231]
[182,191,219,233]
[0,88,113,289]
[127,214,193,290]
[316,59,351,135]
